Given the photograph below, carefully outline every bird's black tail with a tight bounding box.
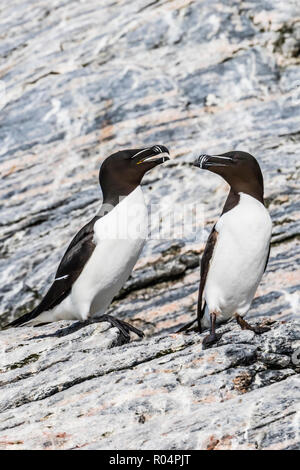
[176,302,207,333]
[2,307,40,330]
[176,317,197,333]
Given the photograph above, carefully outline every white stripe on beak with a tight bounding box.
[131,148,151,159]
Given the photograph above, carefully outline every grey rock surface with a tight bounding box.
[0,319,299,449]
[0,0,300,450]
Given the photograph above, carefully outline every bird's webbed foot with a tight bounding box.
[89,314,144,342]
[252,325,271,334]
[202,332,222,349]
[235,314,271,335]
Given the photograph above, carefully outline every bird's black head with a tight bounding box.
[193,151,264,202]
[99,145,170,204]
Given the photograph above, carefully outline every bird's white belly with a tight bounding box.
[202,193,272,328]
[71,237,145,319]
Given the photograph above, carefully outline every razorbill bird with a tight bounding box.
[4,145,170,340]
[179,151,272,348]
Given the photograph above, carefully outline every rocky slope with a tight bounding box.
[0,318,299,449]
[0,0,299,450]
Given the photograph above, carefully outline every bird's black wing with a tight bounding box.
[196,226,218,331]
[177,225,218,333]
[4,216,100,328]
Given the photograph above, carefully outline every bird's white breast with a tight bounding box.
[203,193,272,326]
[54,186,148,321]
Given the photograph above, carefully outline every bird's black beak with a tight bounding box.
[133,145,170,165]
[193,154,235,169]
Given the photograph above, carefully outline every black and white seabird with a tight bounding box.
[179,151,272,348]
[4,145,170,340]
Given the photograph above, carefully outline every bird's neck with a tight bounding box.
[98,184,140,217]
[222,185,264,215]
[221,189,240,215]
[234,183,264,204]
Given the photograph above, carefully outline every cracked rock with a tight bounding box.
[0,319,299,449]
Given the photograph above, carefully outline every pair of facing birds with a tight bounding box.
[5,145,272,348]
